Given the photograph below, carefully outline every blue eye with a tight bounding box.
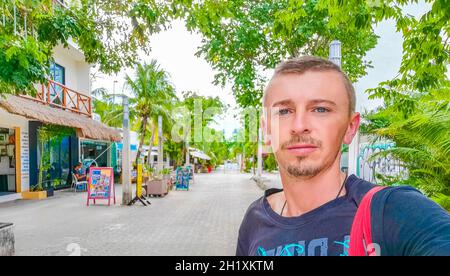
[314,107,329,113]
[278,108,290,115]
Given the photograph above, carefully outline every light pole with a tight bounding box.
[185,139,190,166]
[121,95,132,205]
[157,115,163,173]
[329,40,342,67]
[257,126,263,178]
[330,40,358,175]
[108,92,132,205]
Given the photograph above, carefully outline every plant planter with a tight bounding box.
[22,191,47,200]
[145,179,169,197]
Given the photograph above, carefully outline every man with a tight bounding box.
[236,56,450,256]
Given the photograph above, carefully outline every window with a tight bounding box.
[38,135,71,189]
[50,62,65,85]
[49,62,65,105]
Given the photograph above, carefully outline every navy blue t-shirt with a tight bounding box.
[236,175,450,256]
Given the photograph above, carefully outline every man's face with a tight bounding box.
[263,71,360,179]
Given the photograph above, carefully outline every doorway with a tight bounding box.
[0,128,16,195]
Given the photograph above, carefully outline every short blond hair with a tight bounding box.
[263,56,356,114]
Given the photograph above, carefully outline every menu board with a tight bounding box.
[87,167,115,206]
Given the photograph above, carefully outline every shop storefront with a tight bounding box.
[0,95,121,201]
[80,139,111,170]
[28,121,79,190]
[0,128,17,195]
[0,107,29,201]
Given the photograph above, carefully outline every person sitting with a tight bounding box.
[86,163,96,181]
[73,162,86,182]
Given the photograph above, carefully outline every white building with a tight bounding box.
[0,2,120,203]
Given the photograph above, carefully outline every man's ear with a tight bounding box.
[343,112,360,145]
[261,115,271,146]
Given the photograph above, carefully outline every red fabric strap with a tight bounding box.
[348,186,386,256]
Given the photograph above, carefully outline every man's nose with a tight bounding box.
[291,110,311,135]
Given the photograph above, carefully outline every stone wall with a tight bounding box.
[0,223,15,256]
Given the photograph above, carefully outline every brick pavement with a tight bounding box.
[0,170,264,256]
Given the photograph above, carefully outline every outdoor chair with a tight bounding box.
[71,173,87,192]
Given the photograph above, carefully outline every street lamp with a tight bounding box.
[257,126,263,178]
[329,40,342,67]
[157,115,163,173]
[329,40,359,175]
[108,92,132,205]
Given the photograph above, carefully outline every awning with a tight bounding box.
[0,95,121,142]
[190,150,211,160]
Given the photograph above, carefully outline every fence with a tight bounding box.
[356,142,407,184]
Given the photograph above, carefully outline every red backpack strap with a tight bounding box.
[349,186,387,256]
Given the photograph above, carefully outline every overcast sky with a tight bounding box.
[92,1,431,139]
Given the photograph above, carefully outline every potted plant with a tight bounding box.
[143,164,154,177]
[161,168,171,180]
[161,168,173,191]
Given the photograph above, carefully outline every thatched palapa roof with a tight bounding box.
[0,95,121,142]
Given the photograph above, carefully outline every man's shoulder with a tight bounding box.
[373,184,443,214]
[346,175,379,205]
[241,188,282,226]
[370,184,450,255]
[243,193,266,218]
[346,175,428,208]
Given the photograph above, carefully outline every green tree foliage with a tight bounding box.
[264,153,278,172]
[349,0,450,199]
[0,0,172,95]
[362,85,450,197]
[228,126,258,173]
[126,60,176,164]
[172,0,378,107]
[177,91,226,166]
[91,87,125,128]
[163,92,227,168]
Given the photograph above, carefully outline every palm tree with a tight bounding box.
[91,87,125,128]
[363,85,450,197]
[126,60,176,165]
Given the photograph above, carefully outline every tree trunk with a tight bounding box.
[135,115,148,165]
[252,154,256,175]
[183,130,190,166]
[147,125,156,166]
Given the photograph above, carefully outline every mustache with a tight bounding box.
[281,135,322,150]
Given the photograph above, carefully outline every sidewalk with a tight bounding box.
[0,171,263,256]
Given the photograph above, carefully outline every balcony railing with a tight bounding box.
[20,79,92,117]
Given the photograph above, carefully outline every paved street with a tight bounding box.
[0,170,272,256]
